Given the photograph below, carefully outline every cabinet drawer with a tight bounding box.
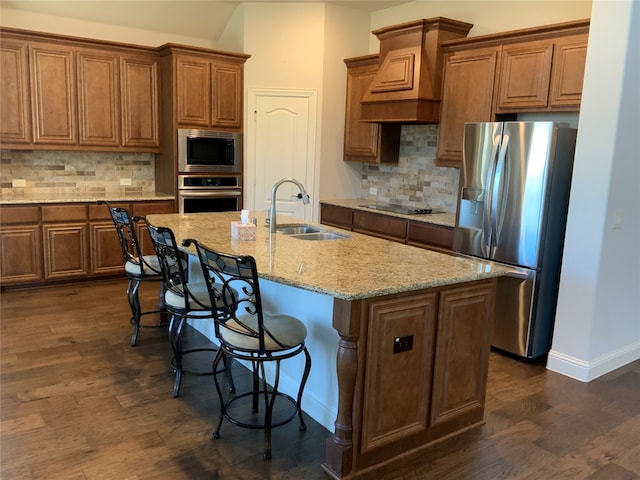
[89,202,132,220]
[132,200,175,217]
[353,211,406,242]
[42,204,87,222]
[320,203,353,230]
[407,222,454,251]
[0,205,40,224]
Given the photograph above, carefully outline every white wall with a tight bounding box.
[0,5,216,48]
[548,0,640,380]
[239,2,372,219]
[369,0,593,50]
[316,4,370,206]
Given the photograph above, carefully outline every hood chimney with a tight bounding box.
[360,17,473,123]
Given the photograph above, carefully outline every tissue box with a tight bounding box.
[231,221,256,240]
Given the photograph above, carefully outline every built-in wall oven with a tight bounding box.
[178,175,242,214]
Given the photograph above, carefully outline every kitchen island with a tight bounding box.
[146,211,508,479]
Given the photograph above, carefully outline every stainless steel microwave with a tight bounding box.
[177,129,242,173]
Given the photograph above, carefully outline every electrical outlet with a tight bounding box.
[370,187,377,195]
[120,178,132,186]
[393,335,413,354]
[12,178,26,187]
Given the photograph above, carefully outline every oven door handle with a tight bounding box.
[179,189,242,198]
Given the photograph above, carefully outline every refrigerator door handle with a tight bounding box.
[483,131,501,254]
[491,133,509,256]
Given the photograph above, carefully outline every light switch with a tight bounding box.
[612,210,623,229]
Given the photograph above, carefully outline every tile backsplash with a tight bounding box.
[0,150,156,198]
[2,125,459,210]
[361,124,460,213]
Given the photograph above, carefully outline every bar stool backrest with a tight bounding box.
[188,239,281,354]
[101,201,160,278]
[145,222,206,312]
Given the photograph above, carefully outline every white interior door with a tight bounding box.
[246,88,317,222]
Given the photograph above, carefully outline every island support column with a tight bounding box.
[322,298,361,479]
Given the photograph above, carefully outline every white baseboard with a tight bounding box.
[547,341,640,381]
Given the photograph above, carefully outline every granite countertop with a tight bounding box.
[146,211,508,301]
[0,192,175,205]
[320,198,456,228]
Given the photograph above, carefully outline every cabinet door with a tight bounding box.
[436,47,499,167]
[344,57,381,161]
[361,292,437,453]
[496,40,553,111]
[120,54,159,149]
[0,225,43,285]
[211,61,243,128]
[29,43,77,145]
[77,50,120,146]
[430,281,494,428]
[176,55,212,127]
[43,223,90,280]
[0,40,31,144]
[549,34,588,109]
[90,221,123,275]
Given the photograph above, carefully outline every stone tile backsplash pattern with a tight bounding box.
[1,125,459,210]
[0,150,156,198]
[361,124,460,213]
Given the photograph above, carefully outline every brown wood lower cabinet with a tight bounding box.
[0,206,42,284]
[0,199,174,287]
[42,204,90,280]
[407,221,454,253]
[353,210,407,242]
[320,203,353,230]
[320,203,454,252]
[324,279,496,478]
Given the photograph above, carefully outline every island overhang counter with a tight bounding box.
[145,211,509,479]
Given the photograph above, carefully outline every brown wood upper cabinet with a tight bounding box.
[496,34,588,112]
[77,49,120,146]
[175,53,244,129]
[343,55,400,164]
[120,53,160,148]
[436,20,589,167]
[436,46,500,167]
[30,42,78,145]
[0,28,160,152]
[0,40,32,143]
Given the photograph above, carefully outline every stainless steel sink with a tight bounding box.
[275,224,321,235]
[290,232,350,241]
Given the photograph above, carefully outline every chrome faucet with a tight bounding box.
[269,177,310,232]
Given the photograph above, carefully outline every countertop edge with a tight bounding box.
[0,193,175,205]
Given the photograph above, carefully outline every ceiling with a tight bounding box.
[1,0,411,41]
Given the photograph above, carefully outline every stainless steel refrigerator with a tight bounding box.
[454,121,577,358]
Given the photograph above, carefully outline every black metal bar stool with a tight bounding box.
[186,238,312,460]
[144,220,235,398]
[99,200,166,346]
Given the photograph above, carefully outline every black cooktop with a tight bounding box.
[360,204,444,215]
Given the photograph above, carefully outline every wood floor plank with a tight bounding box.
[1,279,639,480]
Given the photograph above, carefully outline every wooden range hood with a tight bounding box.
[360,18,473,123]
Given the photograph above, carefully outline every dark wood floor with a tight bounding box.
[1,279,639,479]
